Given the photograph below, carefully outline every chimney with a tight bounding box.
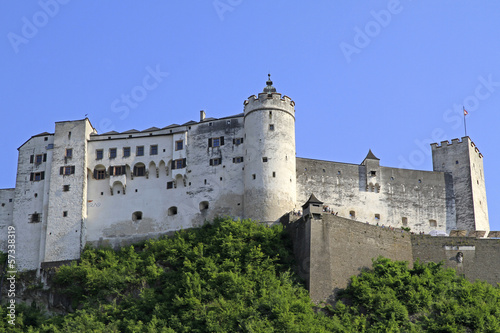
[200,110,206,122]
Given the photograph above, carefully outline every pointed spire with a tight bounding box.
[364,149,380,161]
[302,193,323,209]
[263,73,277,93]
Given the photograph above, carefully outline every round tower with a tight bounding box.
[243,75,296,222]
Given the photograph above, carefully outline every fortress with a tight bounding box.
[0,77,496,290]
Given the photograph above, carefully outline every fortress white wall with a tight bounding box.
[85,116,246,248]
[12,134,54,270]
[296,158,454,234]
[0,189,15,253]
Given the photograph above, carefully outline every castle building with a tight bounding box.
[0,76,490,271]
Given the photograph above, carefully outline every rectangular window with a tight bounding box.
[109,148,117,159]
[171,158,186,170]
[209,136,224,148]
[63,185,70,192]
[43,153,47,162]
[96,169,105,180]
[175,140,183,151]
[123,147,131,157]
[150,145,158,155]
[134,165,146,177]
[210,158,222,166]
[429,219,437,227]
[63,211,68,217]
[137,146,144,156]
[66,149,73,158]
[269,124,275,131]
[233,138,244,145]
[60,166,75,175]
[167,181,174,189]
[233,157,244,163]
[263,157,268,162]
[110,165,125,176]
[30,155,34,163]
[30,172,45,181]
[96,149,103,160]
[35,154,43,165]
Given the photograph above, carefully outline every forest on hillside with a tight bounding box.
[1,218,500,332]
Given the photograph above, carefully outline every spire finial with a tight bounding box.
[263,73,276,93]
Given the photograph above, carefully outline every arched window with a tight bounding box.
[168,206,178,216]
[133,163,146,177]
[132,211,142,221]
[349,211,355,219]
[199,201,209,211]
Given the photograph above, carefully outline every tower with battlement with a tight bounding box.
[243,75,296,222]
[431,137,489,232]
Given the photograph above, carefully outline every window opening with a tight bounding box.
[168,206,178,216]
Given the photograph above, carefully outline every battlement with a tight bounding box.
[430,136,483,158]
[244,93,295,107]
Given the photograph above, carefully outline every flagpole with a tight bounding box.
[463,107,467,137]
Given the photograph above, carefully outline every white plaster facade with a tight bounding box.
[0,77,490,271]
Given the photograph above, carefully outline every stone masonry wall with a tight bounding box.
[411,235,500,286]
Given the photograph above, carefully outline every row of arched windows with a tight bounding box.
[131,201,209,221]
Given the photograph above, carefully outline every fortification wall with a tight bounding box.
[0,189,15,253]
[286,214,414,304]
[296,158,454,233]
[411,235,500,286]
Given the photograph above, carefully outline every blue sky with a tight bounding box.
[1,1,499,230]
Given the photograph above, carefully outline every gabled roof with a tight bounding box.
[101,131,120,135]
[122,129,140,134]
[32,132,52,137]
[162,124,180,129]
[142,127,160,132]
[182,120,197,125]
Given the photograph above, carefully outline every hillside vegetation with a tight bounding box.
[1,217,500,332]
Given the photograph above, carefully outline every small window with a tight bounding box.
[272,171,276,178]
[9,199,12,202]
[168,206,178,216]
[212,137,220,147]
[226,120,231,125]
[402,217,408,226]
[63,185,70,192]
[370,171,376,176]
[123,147,131,157]
[233,157,244,163]
[96,149,103,160]
[349,211,355,218]
[66,149,73,158]
[252,174,256,180]
[68,131,71,139]
[455,160,459,164]
[63,211,68,217]
[204,179,207,185]
[429,219,437,227]
[269,111,272,118]
[35,154,43,165]
[172,158,186,169]
[233,138,243,145]
[262,157,268,162]
[44,137,48,141]
[199,201,209,211]
[63,166,75,175]
[31,213,40,223]
[269,124,275,131]
[175,140,183,151]
[210,158,222,166]
[418,179,422,183]
[167,181,174,189]
[30,171,45,181]
[337,170,341,175]
[375,214,380,220]
[137,146,144,156]
[109,148,117,159]
[94,168,106,180]
[132,211,142,221]
[150,145,158,155]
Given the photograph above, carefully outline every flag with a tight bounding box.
[463,107,468,116]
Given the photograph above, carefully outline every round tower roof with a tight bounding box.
[263,74,277,93]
